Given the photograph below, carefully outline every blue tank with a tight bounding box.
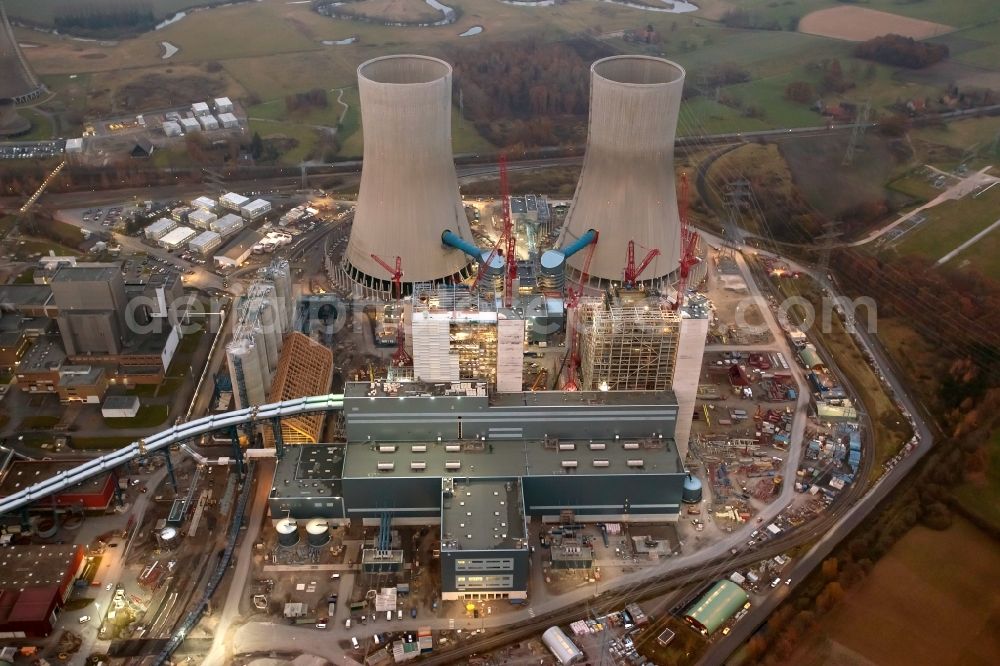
[682,473,703,504]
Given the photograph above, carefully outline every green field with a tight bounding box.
[790,518,1000,666]
[894,185,1000,262]
[949,226,1000,281]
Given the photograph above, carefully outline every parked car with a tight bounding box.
[78,615,91,624]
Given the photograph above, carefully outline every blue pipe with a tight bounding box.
[561,229,598,258]
[442,230,488,259]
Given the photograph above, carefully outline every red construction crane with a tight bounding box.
[370,253,412,367]
[499,153,517,308]
[562,231,599,391]
[673,172,700,311]
[623,240,661,289]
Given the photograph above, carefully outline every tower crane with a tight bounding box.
[370,253,412,367]
[562,231,599,391]
[470,153,517,307]
[673,172,700,311]
[623,240,661,289]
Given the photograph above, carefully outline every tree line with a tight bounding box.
[854,34,950,69]
[53,2,156,34]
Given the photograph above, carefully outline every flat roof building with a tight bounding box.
[214,97,234,113]
[191,101,211,117]
[188,208,217,230]
[189,230,222,255]
[241,198,271,220]
[214,230,263,268]
[0,460,115,512]
[190,196,216,211]
[145,217,177,240]
[158,226,196,250]
[0,545,86,638]
[211,213,244,237]
[50,264,130,356]
[220,192,250,211]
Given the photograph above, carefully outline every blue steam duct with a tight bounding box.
[561,228,598,258]
[441,230,488,259]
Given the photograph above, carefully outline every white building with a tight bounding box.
[198,114,220,131]
[190,196,216,211]
[102,395,140,419]
[217,112,239,129]
[162,121,182,137]
[188,208,217,230]
[179,117,201,133]
[191,101,211,117]
[211,213,244,237]
[158,226,196,250]
[214,230,263,268]
[241,198,271,220]
[220,192,249,212]
[189,230,222,255]
[65,138,84,153]
[214,97,234,114]
[542,627,583,666]
[145,218,177,241]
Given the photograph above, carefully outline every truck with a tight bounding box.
[292,616,318,626]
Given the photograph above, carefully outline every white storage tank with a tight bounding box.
[159,526,179,550]
[276,518,299,547]
[306,519,330,547]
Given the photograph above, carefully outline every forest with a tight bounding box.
[854,34,950,69]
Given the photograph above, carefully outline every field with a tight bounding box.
[3,0,231,25]
[893,185,1000,264]
[790,518,1000,666]
[799,6,953,42]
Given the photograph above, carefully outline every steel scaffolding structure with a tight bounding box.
[579,304,680,391]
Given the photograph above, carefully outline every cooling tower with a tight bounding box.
[0,4,45,136]
[344,55,474,294]
[560,56,686,285]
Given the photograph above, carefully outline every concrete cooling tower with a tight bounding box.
[560,56,686,286]
[343,55,475,294]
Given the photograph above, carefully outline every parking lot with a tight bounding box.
[0,140,65,159]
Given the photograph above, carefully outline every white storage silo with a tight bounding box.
[276,518,299,547]
[305,519,330,547]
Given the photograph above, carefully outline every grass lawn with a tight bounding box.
[886,172,939,202]
[10,240,82,260]
[102,404,170,429]
[248,118,319,164]
[913,115,1000,152]
[949,226,1000,281]
[952,430,1000,531]
[19,415,61,429]
[339,104,494,158]
[13,268,36,283]
[122,384,159,398]
[789,518,1000,666]
[70,436,137,450]
[17,109,55,141]
[894,185,1000,262]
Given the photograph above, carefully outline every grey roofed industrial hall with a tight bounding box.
[343,55,474,290]
[560,56,686,284]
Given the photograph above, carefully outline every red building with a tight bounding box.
[0,460,115,512]
[0,545,85,638]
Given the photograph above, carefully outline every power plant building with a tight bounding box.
[49,264,130,356]
[267,332,334,444]
[343,55,476,295]
[560,56,686,286]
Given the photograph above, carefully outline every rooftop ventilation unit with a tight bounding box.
[445,461,462,470]
[589,443,606,450]
[561,460,578,468]
[626,459,645,468]
[623,441,641,450]
[378,445,397,453]
[410,461,427,471]
[377,462,395,471]
[592,459,610,468]
[411,445,427,453]
[445,444,462,452]
[558,443,576,451]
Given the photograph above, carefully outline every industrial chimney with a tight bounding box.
[559,56,686,286]
[343,55,475,295]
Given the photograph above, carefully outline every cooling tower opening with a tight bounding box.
[592,56,685,86]
[358,55,452,85]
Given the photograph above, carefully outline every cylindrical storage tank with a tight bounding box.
[159,526,179,549]
[561,56,685,285]
[682,473,703,504]
[305,519,330,547]
[538,250,566,291]
[276,518,299,548]
[344,55,474,293]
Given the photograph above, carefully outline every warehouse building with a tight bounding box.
[683,580,750,636]
[0,460,115,512]
[0,545,86,638]
[189,230,223,256]
[214,230,263,269]
[157,226,196,250]
[144,218,177,241]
